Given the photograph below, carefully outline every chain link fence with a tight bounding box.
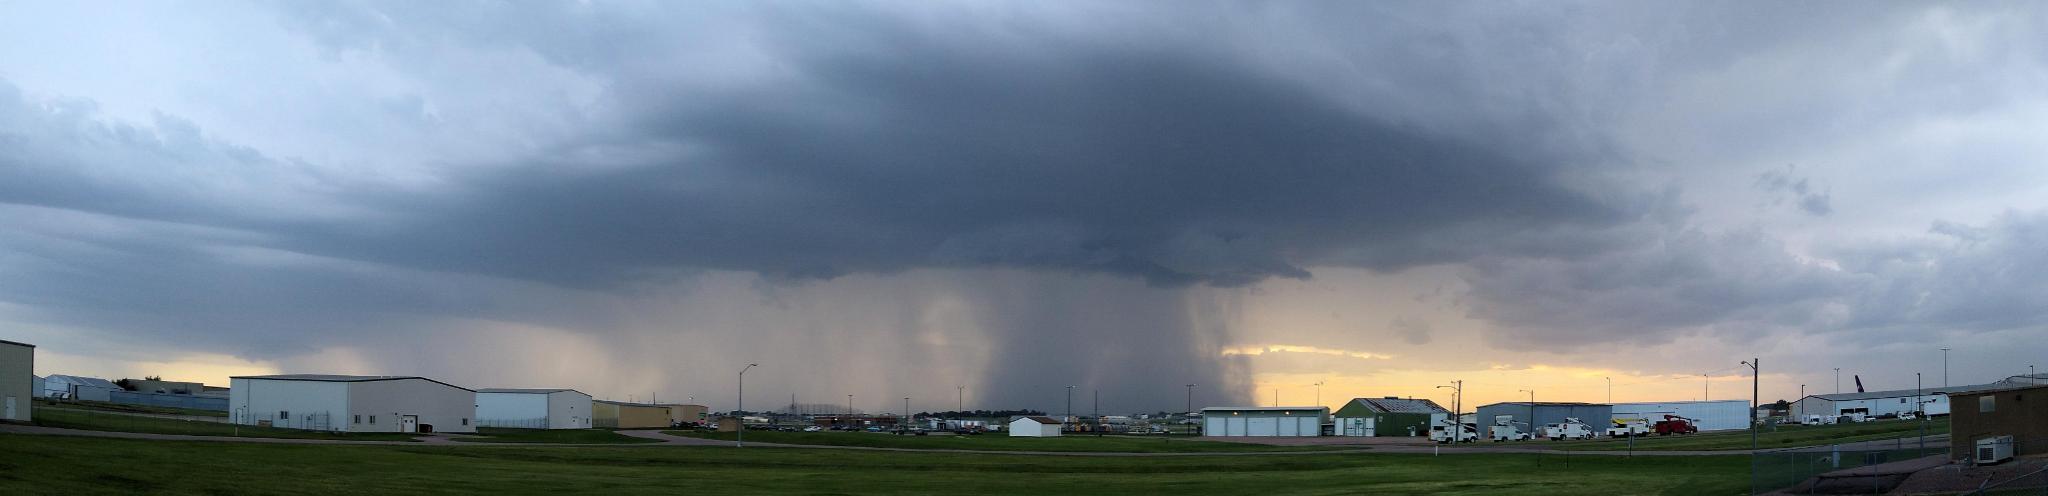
[1752,436,2048,495]
[476,417,550,429]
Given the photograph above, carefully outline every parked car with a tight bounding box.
[803,425,823,432]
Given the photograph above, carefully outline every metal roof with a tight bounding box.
[232,374,473,392]
[476,388,585,395]
[1016,416,1062,424]
[1353,397,1448,414]
[1474,402,1609,408]
[1200,406,1329,412]
[45,374,118,389]
[0,339,33,348]
[1800,383,1998,402]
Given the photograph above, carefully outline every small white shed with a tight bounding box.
[476,388,593,429]
[1009,416,1063,437]
[229,374,477,433]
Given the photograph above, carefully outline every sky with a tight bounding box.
[3,1,2047,415]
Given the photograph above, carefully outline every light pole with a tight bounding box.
[1704,373,1709,401]
[904,397,910,431]
[1065,385,1076,431]
[957,385,964,413]
[737,363,757,448]
[2032,365,2038,385]
[1092,389,1100,437]
[1436,380,1463,443]
[1835,368,1841,394]
[1940,347,1950,388]
[1740,359,1759,451]
[1518,389,1535,436]
[1185,384,1197,435]
[1605,377,1612,404]
[1313,381,1325,408]
[1916,372,1924,450]
[847,394,854,428]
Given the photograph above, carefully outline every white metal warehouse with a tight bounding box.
[1201,407,1327,437]
[1787,384,1992,420]
[1610,400,1750,431]
[1009,416,1063,437]
[476,388,593,429]
[0,339,31,422]
[229,374,477,433]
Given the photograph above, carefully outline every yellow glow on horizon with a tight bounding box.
[1245,366,1773,411]
[1221,344,1396,360]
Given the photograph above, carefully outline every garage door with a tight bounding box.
[1246,417,1278,436]
[1205,417,1225,436]
[1226,416,1246,436]
[1299,417,1319,436]
[1278,417,1299,436]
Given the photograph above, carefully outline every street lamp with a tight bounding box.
[1436,381,1463,443]
[1834,368,1841,394]
[1740,359,1758,451]
[1518,389,1535,436]
[1185,384,1198,435]
[1065,385,1076,431]
[1940,347,1950,388]
[957,385,965,412]
[904,397,910,431]
[1605,377,1612,404]
[1313,381,1325,408]
[737,363,757,448]
[847,394,854,428]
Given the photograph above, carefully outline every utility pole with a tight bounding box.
[1185,384,1197,435]
[847,394,854,428]
[1916,372,1924,450]
[957,385,964,412]
[737,363,757,448]
[903,397,910,430]
[1092,389,1099,437]
[1741,359,1758,451]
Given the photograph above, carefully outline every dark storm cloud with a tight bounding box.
[262,11,1628,289]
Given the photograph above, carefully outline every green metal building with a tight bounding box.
[1331,397,1449,437]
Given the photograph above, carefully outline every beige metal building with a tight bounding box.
[593,400,671,429]
[0,339,32,422]
[658,403,708,426]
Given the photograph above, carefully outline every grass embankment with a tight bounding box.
[451,427,659,444]
[664,430,1348,453]
[1551,418,1950,451]
[0,433,1749,495]
[45,400,228,418]
[30,408,422,442]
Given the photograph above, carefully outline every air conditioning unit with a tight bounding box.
[1976,436,2014,465]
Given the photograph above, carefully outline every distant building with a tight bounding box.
[1332,397,1448,437]
[0,339,32,422]
[124,379,207,395]
[1947,383,2048,461]
[1008,416,1063,437]
[1200,407,1327,437]
[1610,400,1750,431]
[1787,383,1994,420]
[229,374,477,433]
[656,404,708,426]
[476,388,594,429]
[42,374,120,402]
[1473,402,1613,433]
[592,400,670,429]
[31,375,44,399]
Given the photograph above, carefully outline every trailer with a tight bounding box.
[1542,418,1595,440]
[1606,418,1649,438]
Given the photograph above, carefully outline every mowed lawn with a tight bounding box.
[1550,418,1950,451]
[0,433,1749,495]
[665,430,1347,453]
[451,427,660,444]
[29,408,423,442]
[46,400,229,418]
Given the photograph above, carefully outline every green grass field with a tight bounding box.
[451,427,660,444]
[30,408,423,442]
[664,430,1348,453]
[46,400,229,418]
[0,433,1748,495]
[1550,418,1950,451]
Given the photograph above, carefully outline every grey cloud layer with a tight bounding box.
[4,1,2048,406]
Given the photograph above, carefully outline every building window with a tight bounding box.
[280,410,289,420]
[354,415,362,424]
[462,418,469,426]
[1981,396,1996,413]
[370,415,377,424]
